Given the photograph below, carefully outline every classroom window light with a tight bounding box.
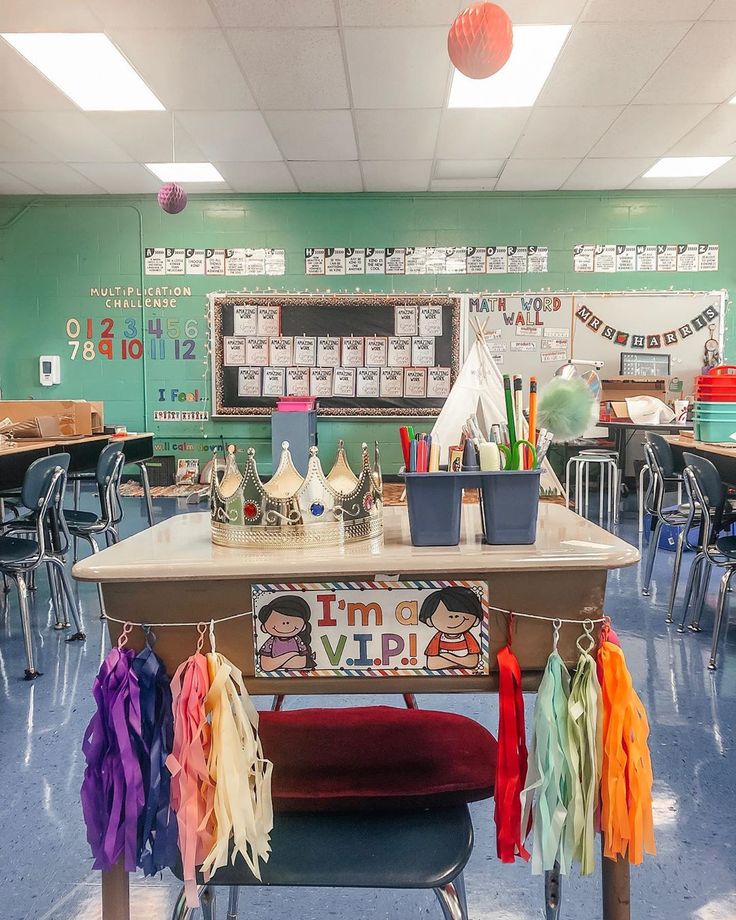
[642,156,732,178]
[145,163,225,183]
[0,33,164,111]
[448,24,570,108]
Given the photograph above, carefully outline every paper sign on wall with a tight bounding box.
[657,244,677,272]
[144,248,165,275]
[380,367,403,397]
[223,336,246,366]
[573,245,595,272]
[165,248,185,274]
[246,336,269,366]
[388,336,412,367]
[333,367,356,397]
[411,337,435,366]
[225,248,246,275]
[385,248,406,274]
[405,247,427,274]
[356,367,380,398]
[238,367,261,397]
[427,367,452,398]
[486,246,508,273]
[310,367,334,397]
[286,367,310,396]
[317,336,341,367]
[305,248,325,275]
[698,244,719,271]
[404,368,427,398]
[341,336,364,367]
[233,305,258,336]
[245,248,266,275]
[251,581,489,677]
[263,367,285,397]
[345,248,366,273]
[395,305,418,336]
[636,245,657,272]
[185,248,205,274]
[257,304,280,336]
[418,305,443,337]
[364,337,388,367]
[527,246,548,273]
[325,248,346,275]
[466,247,486,273]
[294,335,317,366]
[507,246,528,273]
[269,336,294,366]
[615,245,636,272]
[205,249,225,274]
[365,248,386,274]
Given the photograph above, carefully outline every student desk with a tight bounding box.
[602,420,692,476]
[73,504,640,920]
[664,435,736,486]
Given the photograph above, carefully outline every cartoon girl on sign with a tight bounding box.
[257,595,316,672]
[419,586,482,671]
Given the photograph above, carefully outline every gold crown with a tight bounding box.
[211,440,383,548]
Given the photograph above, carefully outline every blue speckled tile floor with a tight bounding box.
[1,493,734,920]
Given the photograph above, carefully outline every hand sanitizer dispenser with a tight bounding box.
[39,355,61,386]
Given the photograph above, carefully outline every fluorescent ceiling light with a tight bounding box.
[642,156,732,178]
[1,33,163,111]
[145,163,225,183]
[448,25,570,108]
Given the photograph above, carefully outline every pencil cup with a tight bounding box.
[402,472,464,546]
[478,469,541,545]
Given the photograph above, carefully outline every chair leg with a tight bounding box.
[48,557,85,640]
[271,694,285,711]
[545,861,562,920]
[12,573,41,679]
[642,518,663,595]
[85,535,107,619]
[170,887,194,920]
[434,880,468,920]
[665,529,686,624]
[73,477,81,562]
[48,563,70,629]
[226,886,240,920]
[709,567,735,670]
[689,559,712,632]
[638,464,648,533]
[679,554,703,632]
[139,462,155,527]
[200,885,216,920]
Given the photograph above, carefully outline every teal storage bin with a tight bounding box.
[478,469,541,545]
[695,418,736,442]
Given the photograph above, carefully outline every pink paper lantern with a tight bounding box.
[448,2,513,80]
[157,182,187,215]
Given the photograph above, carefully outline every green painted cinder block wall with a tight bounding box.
[0,190,733,473]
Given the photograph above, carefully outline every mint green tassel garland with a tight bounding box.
[566,622,603,877]
[520,620,574,875]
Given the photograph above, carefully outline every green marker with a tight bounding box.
[503,375,517,445]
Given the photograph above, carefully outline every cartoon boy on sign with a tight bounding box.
[419,586,482,671]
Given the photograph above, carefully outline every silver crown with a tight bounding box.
[211,440,383,548]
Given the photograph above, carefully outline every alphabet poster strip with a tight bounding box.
[251,580,490,678]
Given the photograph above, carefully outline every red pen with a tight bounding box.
[399,426,411,469]
[416,438,428,473]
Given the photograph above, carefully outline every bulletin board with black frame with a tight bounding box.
[210,292,461,418]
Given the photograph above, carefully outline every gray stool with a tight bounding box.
[565,449,620,527]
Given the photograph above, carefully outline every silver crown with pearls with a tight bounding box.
[211,440,383,548]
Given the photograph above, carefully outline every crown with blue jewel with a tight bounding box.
[211,440,383,548]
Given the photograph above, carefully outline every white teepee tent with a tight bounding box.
[431,316,564,495]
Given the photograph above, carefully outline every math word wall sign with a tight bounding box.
[252,581,490,679]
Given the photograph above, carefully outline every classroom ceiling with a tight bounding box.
[2,0,736,194]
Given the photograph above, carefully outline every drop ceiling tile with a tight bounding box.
[289,160,362,192]
[215,161,297,192]
[344,28,450,109]
[435,159,504,178]
[0,165,40,193]
[355,109,441,159]
[339,0,462,27]
[702,0,736,19]
[0,118,53,162]
[2,163,105,193]
[496,158,579,190]
[436,109,530,159]
[111,30,256,110]
[582,0,709,20]
[590,104,715,157]
[635,22,736,104]
[668,104,736,155]
[501,0,588,23]
[514,106,622,158]
[628,176,701,189]
[539,22,690,105]
[211,0,336,27]
[228,29,349,109]
[563,157,654,189]
[68,162,161,193]
[87,0,219,28]
[265,110,357,160]
[0,41,75,110]
[430,177,498,191]
[696,157,736,188]
[175,111,282,161]
[362,160,432,191]
[2,112,132,162]
[0,0,102,30]
[85,113,206,162]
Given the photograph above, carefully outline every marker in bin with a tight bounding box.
[400,427,440,473]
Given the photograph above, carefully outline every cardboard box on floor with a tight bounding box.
[0,400,104,437]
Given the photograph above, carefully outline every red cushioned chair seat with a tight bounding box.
[259,705,497,813]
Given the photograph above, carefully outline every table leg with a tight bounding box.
[138,462,155,527]
[101,862,130,920]
[601,846,630,920]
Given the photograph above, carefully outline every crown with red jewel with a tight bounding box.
[210,440,383,548]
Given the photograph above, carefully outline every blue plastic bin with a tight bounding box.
[402,471,466,546]
[478,469,541,545]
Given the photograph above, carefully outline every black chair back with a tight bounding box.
[646,432,677,478]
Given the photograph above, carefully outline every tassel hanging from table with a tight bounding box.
[166,625,216,909]
[132,630,179,876]
[495,616,530,863]
[597,619,656,865]
[80,624,145,872]
[200,621,273,883]
[566,620,603,877]
[520,619,574,875]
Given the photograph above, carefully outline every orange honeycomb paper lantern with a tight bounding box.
[447,2,513,80]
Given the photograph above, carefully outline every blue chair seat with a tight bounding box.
[0,536,40,564]
[172,805,473,890]
[64,509,101,528]
[715,535,736,558]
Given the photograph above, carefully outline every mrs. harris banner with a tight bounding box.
[575,301,719,349]
[251,580,490,678]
